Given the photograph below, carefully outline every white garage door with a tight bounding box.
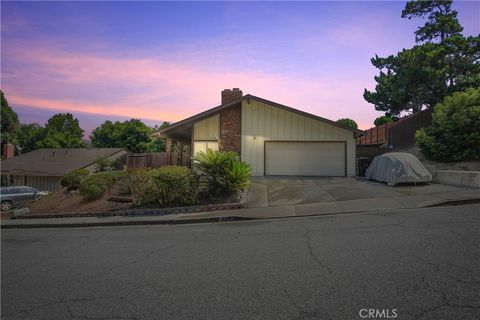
[265,141,346,176]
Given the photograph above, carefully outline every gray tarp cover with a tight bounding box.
[365,152,432,185]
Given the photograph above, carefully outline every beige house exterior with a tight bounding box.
[241,98,356,176]
[161,89,362,177]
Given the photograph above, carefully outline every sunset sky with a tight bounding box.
[1,1,479,134]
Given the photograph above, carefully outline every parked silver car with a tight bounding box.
[0,186,48,211]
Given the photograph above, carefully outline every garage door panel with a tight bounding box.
[265,142,345,176]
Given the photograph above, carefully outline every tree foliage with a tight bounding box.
[91,119,161,153]
[374,115,396,126]
[16,113,85,152]
[16,124,45,153]
[401,0,463,43]
[40,113,85,148]
[336,118,358,129]
[1,90,19,146]
[364,0,479,116]
[415,88,480,161]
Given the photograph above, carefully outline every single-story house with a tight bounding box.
[1,148,127,191]
[160,89,363,176]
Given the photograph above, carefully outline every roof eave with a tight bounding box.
[159,97,245,135]
[159,93,365,136]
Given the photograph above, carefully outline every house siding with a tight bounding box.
[193,114,219,141]
[193,114,219,155]
[241,99,356,176]
[2,175,62,192]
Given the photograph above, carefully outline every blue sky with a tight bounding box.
[1,1,479,133]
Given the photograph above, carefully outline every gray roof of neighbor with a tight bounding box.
[1,148,126,176]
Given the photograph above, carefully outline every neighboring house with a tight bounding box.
[1,148,127,192]
[160,89,363,177]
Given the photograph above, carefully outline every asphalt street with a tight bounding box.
[1,204,479,320]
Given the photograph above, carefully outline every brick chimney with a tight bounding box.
[221,88,243,105]
[3,143,14,159]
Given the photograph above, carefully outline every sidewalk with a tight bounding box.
[2,188,478,229]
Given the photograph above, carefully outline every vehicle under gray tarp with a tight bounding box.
[365,152,432,186]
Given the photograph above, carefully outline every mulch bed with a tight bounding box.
[13,189,248,220]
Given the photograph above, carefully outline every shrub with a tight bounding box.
[127,170,154,205]
[127,167,198,206]
[94,155,118,172]
[150,166,199,206]
[193,150,252,194]
[416,88,480,162]
[60,169,90,190]
[79,171,124,200]
[223,161,252,192]
[117,176,131,194]
[336,118,358,129]
[193,149,239,193]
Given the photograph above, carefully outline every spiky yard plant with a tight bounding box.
[193,149,251,194]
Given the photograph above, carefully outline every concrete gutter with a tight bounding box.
[2,189,479,229]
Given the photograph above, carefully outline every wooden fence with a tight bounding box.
[388,109,433,149]
[356,109,433,149]
[126,150,190,170]
[356,123,394,145]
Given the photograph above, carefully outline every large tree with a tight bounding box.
[39,113,85,148]
[1,90,20,146]
[91,119,160,153]
[16,123,45,153]
[16,113,85,152]
[364,0,479,116]
[401,0,463,43]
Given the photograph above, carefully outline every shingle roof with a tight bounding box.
[159,94,364,137]
[1,148,126,176]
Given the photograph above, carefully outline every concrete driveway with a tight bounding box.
[248,176,470,207]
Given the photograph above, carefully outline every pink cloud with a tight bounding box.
[2,41,384,130]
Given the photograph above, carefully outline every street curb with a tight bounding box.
[425,198,480,207]
[11,190,249,220]
[2,197,479,229]
[1,215,254,229]
[11,202,247,220]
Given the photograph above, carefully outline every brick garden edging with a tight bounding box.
[13,190,249,220]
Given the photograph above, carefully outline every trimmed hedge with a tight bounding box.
[60,169,90,190]
[79,171,124,200]
[127,166,198,206]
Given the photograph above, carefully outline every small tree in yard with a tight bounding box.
[94,155,117,172]
[60,169,90,190]
[415,88,480,162]
[336,118,358,130]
